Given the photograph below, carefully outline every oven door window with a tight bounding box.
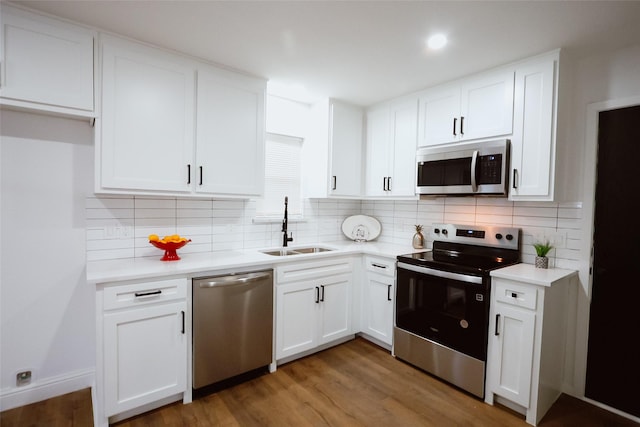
[395,267,488,361]
[417,157,471,187]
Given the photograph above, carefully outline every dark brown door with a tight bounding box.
[585,105,640,418]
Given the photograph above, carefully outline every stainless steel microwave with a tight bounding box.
[416,139,510,196]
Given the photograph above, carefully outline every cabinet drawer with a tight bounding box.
[493,278,537,310]
[364,256,395,277]
[276,258,353,284]
[103,278,187,311]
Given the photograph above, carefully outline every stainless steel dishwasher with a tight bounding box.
[192,269,273,389]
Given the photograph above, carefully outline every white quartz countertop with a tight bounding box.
[490,263,578,287]
[86,240,420,284]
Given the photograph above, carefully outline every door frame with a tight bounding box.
[577,95,640,419]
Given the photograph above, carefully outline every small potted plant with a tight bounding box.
[413,224,425,249]
[533,240,553,269]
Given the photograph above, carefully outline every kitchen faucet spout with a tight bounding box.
[282,196,293,247]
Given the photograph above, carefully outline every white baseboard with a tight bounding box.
[0,368,95,412]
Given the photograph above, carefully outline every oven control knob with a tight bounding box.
[442,229,448,235]
[506,234,514,241]
[495,233,503,240]
[434,228,440,234]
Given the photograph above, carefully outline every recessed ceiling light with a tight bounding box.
[427,33,448,50]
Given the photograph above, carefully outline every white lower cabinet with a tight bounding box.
[485,264,577,426]
[361,256,395,348]
[275,258,354,361]
[96,277,188,426]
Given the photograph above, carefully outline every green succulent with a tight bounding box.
[533,241,553,257]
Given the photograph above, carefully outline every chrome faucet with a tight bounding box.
[282,196,293,247]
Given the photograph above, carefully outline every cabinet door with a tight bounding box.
[459,70,514,141]
[196,66,265,196]
[363,273,394,345]
[489,303,535,408]
[103,301,187,416]
[389,98,418,197]
[510,59,555,200]
[100,35,194,193]
[329,101,363,196]
[276,281,318,360]
[0,5,94,111]
[318,274,352,345]
[417,86,459,147]
[365,105,390,197]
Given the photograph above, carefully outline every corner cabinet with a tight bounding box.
[96,34,266,198]
[303,99,364,198]
[417,69,514,147]
[360,256,395,348]
[275,257,354,361]
[0,4,95,117]
[95,277,188,427]
[509,51,560,201]
[485,264,577,426]
[365,97,418,198]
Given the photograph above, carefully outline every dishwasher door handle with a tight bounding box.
[197,272,272,288]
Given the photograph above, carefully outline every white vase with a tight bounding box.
[535,256,549,269]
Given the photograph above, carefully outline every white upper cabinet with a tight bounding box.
[365,97,418,198]
[509,53,558,201]
[195,65,265,196]
[303,99,363,198]
[418,69,514,147]
[99,34,195,194]
[0,5,95,116]
[97,34,266,197]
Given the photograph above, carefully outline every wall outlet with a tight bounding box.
[16,370,31,386]
[104,225,133,239]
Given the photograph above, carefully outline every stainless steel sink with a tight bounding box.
[290,247,333,254]
[260,246,334,256]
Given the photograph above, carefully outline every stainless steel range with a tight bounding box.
[394,223,520,398]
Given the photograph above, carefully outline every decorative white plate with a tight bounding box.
[341,215,382,242]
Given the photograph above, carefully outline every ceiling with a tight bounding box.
[11,1,640,106]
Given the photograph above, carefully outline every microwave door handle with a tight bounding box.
[471,150,479,192]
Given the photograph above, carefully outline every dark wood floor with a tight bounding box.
[1,338,637,426]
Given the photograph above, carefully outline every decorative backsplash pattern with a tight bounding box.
[86,196,581,270]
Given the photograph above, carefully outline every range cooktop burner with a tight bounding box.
[398,223,521,276]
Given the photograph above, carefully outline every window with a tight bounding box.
[255,133,303,219]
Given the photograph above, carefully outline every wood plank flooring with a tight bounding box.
[1,338,637,426]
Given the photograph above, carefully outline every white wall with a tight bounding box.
[0,110,95,410]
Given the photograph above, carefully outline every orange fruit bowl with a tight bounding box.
[149,239,191,261]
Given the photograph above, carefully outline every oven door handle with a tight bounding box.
[397,262,483,285]
[470,150,479,193]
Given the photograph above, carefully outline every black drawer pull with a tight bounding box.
[372,263,387,269]
[134,290,162,298]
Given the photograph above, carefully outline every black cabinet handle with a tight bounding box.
[453,117,457,136]
[372,263,387,269]
[181,311,185,334]
[134,290,161,298]
[315,286,320,303]
[383,177,387,191]
[187,164,191,184]
[320,285,325,302]
[199,166,203,185]
[387,285,392,301]
[387,177,392,191]
[512,169,518,189]
[332,176,337,190]
[495,314,500,336]
[460,116,465,135]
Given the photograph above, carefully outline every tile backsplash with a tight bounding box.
[86,196,581,270]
